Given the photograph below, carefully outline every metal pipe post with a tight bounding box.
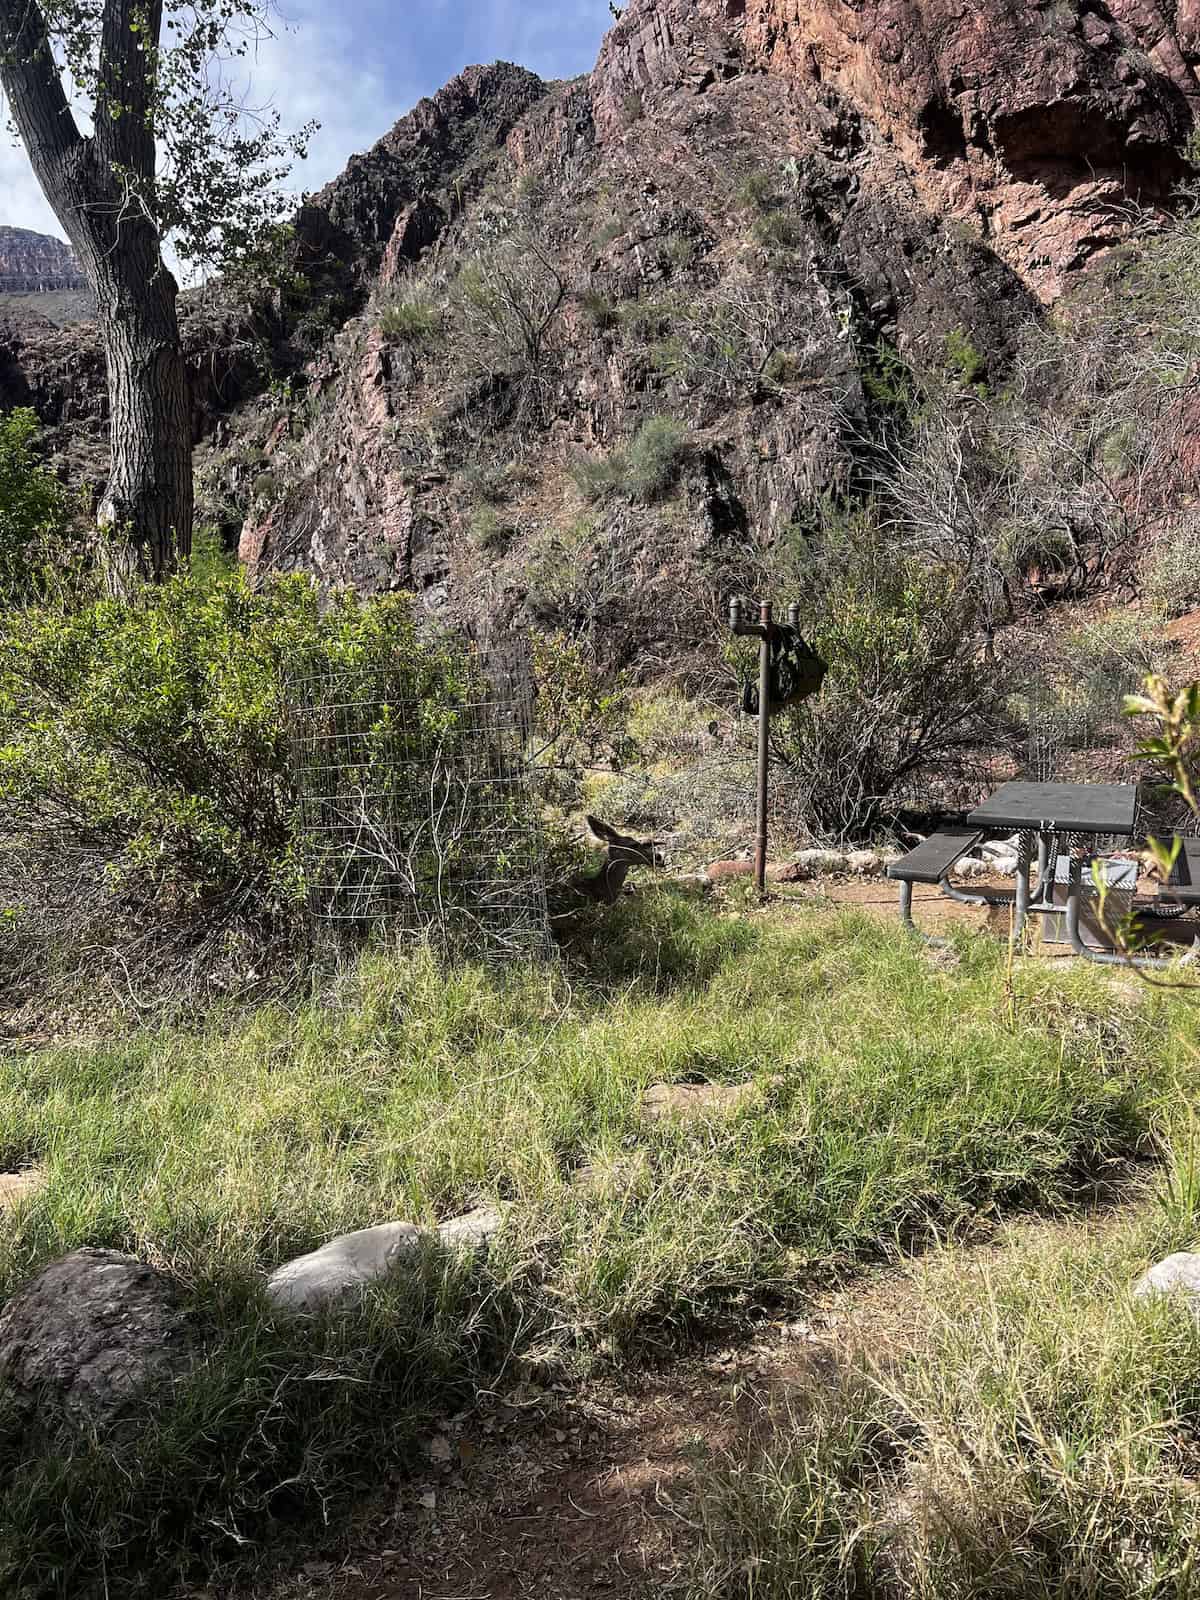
[755,602,772,895]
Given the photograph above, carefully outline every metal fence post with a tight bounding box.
[755,602,773,895]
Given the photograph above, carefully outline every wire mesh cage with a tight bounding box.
[287,660,553,963]
[1024,681,1107,783]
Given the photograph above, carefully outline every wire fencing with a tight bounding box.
[287,663,553,963]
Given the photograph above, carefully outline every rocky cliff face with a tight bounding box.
[0,226,86,291]
[590,0,1200,302]
[593,0,1197,298]
[249,0,1182,663]
[3,1,1198,661]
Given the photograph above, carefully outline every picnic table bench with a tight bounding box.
[1159,836,1200,908]
[887,781,1197,968]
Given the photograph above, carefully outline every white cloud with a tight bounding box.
[0,132,73,241]
[239,1,414,203]
[0,0,609,244]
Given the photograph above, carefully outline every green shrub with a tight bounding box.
[188,523,237,586]
[570,417,688,506]
[251,469,277,502]
[0,407,81,602]
[760,512,1006,838]
[761,349,804,390]
[0,573,465,970]
[618,297,677,340]
[659,233,701,273]
[580,288,619,331]
[1145,516,1200,616]
[622,90,644,124]
[570,453,626,503]
[738,170,778,212]
[377,297,441,344]
[469,503,514,551]
[944,325,987,387]
[753,210,803,249]
[649,334,690,378]
[626,414,689,500]
[460,462,512,504]
[861,339,916,417]
[524,518,595,609]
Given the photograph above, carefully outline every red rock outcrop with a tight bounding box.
[594,0,1198,297]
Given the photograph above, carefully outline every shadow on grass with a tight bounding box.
[556,882,759,995]
[0,1250,526,1599]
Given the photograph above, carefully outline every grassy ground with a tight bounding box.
[0,887,1194,1595]
[691,1191,1200,1598]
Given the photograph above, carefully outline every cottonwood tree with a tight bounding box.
[0,0,313,585]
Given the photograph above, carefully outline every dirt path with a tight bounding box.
[261,1192,1147,1600]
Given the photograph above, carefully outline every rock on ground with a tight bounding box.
[1132,1252,1200,1306]
[793,848,850,875]
[268,1209,503,1316]
[266,1222,426,1315]
[641,1081,760,1120]
[705,860,755,882]
[0,1247,198,1426]
[847,850,883,876]
[955,856,990,879]
[436,1206,503,1251]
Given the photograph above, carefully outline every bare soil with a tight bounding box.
[778,870,1200,955]
[258,1196,1147,1600]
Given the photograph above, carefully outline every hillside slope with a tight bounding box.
[4,0,1199,666]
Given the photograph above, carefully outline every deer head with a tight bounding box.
[571,815,665,905]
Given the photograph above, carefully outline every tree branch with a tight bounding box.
[0,0,86,208]
[95,0,160,177]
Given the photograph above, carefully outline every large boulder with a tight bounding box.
[0,1248,198,1426]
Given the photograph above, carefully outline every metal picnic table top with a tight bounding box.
[966,780,1138,837]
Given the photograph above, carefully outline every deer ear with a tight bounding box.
[583,815,619,846]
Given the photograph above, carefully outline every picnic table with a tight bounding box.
[887,779,1192,968]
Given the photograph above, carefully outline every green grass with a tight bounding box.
[377,296,441,345]
[691,1167,1200,1598]
[0,891,1185,1593]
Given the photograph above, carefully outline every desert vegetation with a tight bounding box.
[9,4,1200,1596]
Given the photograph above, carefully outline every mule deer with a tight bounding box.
[570,816,665,905]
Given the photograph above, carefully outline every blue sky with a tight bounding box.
[0,0,612,241]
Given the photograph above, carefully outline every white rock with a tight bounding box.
[436,1206,503,1251]
[955,856,989,879]
[1132,1252,1200,1307]
[981,835,1020,859]
[793,848,849,875]
[989,852,1020,877]
[266,1221,425,1315]
[847,850,882,876]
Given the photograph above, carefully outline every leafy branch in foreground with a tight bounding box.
[1086,674,1200,983]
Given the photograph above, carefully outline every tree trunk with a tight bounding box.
[0,0,194,586]
[94,254,193,587]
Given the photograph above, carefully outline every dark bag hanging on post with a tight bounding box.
[741,624,827,716]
